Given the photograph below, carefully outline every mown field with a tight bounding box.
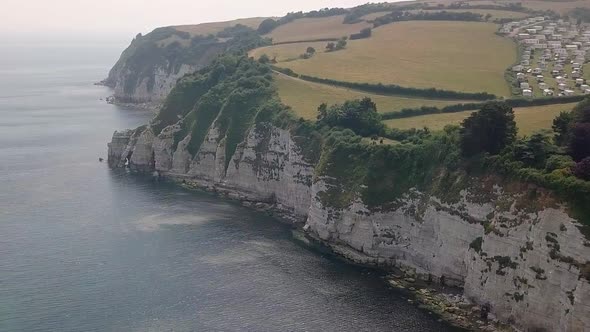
[250,41,328,62]
[264,21,516,96]
[385,103,578,136]
[265,15,371,43]
[275,74,469,120]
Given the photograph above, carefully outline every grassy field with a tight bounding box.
[265,15,371,43]
[268,21,516,96]
[250,41,328,62]
[385,103,578,136]
[174,17,271,36]
[275,74,470,120]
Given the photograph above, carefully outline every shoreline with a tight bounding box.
[153,173,513,332]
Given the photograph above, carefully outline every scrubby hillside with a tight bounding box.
[103,20,271,103]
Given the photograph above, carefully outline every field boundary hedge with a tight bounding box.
[381,95,587,120]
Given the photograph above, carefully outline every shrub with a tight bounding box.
[545,155,575,173]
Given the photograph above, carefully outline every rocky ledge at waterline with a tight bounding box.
[108,120,590,332]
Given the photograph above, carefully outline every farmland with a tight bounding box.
[263,21,516,96]
[384,102,578,135]
[265,16,371,43]
[275,74,470,120]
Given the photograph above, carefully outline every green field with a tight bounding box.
[265,15,371,43]
[385,103,578,136]
[275,74,471,120]
[265,21,516,96]
[250,41,328,62]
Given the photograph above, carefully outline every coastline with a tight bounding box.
[157,173,513,332]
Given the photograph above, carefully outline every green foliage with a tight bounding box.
[317,98,385,137]
[336,37,348,50]
[373,10,484,28]
[460,102,517,157]
[506,132,556,169]
[380,96,585,120]
[296,74,496,101]
[350,28,372,40]
[573,97,590,123]
[552,111,574,146]
[314,126,461,209]
[569,123,590,162]
[258,18,279,34]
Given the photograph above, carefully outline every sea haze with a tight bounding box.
[0,42,460,331]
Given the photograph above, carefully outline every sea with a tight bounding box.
[0,40,461,331]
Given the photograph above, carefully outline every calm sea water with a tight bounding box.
[0,43,460,332]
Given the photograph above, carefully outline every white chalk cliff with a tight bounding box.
[109,122,590,332]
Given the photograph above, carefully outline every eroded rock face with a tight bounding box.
[108,124,590,331]
[108,64,198,104]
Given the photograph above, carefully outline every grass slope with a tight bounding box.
[265,15,371,43]
[267,21,516,96]
[385,102,578,136]
[174,18,271,36]
[276,74,469,120]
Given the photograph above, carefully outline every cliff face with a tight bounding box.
[109,122,590,332]
[102,26,250,104]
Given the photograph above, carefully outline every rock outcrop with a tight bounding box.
[108,123,590,332]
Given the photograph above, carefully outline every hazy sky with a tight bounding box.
[2,0,377,43]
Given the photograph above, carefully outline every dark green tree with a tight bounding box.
[336,37,348,50]
[568,123,590,161]
[552,111,574,146]
[306,46,316,54]
[459,102,517,156]
[257,18,279,34]
[318,98,385,137]
[325,42,336,51]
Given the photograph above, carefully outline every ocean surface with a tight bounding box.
[0,42,460,332]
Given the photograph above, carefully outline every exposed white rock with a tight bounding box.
[108,123,590,332]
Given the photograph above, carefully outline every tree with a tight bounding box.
[318,98,385,137]
[552,111,574,146]
[306,46,316,55]
[258,54,270,64]
[459,102,517,156]
[568,123,590,161]
[573,97,590,123]
[336,37,348,50]
[325,42,335,52]
[509,132,555,168]
[485,13,492,21]
[573,157,590,180]
[257,18,279,34]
